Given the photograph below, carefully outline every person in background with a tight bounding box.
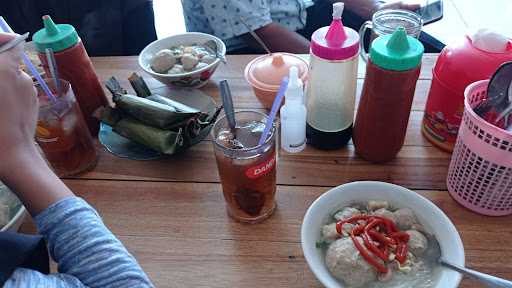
[182,0,421,54]
[0,33,153,287]
[0,0,157,56]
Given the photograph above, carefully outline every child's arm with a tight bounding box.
[4,195,154,288]
[0,33,153,287]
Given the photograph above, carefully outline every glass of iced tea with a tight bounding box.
[35,78,98,177]
[212,111,278,224]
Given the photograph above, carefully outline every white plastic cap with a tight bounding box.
[332,2,344,19]
[286,66,303,102]
[471,28,509,53]
[288,66,303,89]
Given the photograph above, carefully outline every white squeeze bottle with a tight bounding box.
[280,66,307,153]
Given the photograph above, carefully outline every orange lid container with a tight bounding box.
[244,53,308,109]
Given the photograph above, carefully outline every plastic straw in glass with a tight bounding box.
[0,16,56,102]
[258,77,289,146]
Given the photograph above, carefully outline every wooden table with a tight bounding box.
[21,55,512,287]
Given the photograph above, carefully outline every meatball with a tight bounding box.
[168,64,184,75]
[325,237,377,287]
[368,200,389,211]
[322,223,340,241]
[372,208,396,222]
[181,53,199,70]
[406,230,428,256]
[195,62,209,71]
[393,208,418,230]
[334,207,361,221]
[151,49,176,73]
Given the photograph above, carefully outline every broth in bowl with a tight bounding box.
[318,200,438,288]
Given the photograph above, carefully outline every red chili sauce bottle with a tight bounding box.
[33,15,108,136]
[353,27,424,163]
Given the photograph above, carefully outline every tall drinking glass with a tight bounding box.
[212,111,277,224]
[35,78,98,177]
[359,9,423,62]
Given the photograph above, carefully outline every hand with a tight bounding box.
[0,33,39,174]
[378,0,421,12]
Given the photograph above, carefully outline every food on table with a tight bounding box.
[102,76,221,155]
[150,49,177,73]
[318,201,436,288]
[149,43,217,75]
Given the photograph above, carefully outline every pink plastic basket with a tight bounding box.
[447,80,512,216]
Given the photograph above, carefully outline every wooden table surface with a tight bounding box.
[21,54,512,287]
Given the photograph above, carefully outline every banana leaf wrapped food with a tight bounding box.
[101,76,221,155]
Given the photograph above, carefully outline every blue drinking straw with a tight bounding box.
[0,16,56,102]
[258,77,289,146]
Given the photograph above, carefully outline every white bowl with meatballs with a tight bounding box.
[301,181,464,288]
[139,32,226,88]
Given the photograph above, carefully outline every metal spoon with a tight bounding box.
[495,80,512,127]
[219,80,236,131]
[204,40,226,64]
[474,62,512,118]
[239,17,272,54]
[428,236,512,287]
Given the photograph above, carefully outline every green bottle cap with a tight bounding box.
[33,15,79,52]
[369,26,424,71]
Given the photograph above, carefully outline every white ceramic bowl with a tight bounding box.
[139,32,226,88]
[301,181,464,288]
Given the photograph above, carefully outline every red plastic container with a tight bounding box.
[422,33,512,152]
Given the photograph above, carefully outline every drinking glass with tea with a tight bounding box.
[35,78,98,177]
[212,111,277,224]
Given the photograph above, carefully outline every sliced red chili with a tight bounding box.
[367,230,396,246]
[336,215,370,234]
[350,233,388,273]
[395,243,408,264]
[361,232,388,261]
[335,214,409,274]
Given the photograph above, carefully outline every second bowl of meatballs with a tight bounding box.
[139,32,226,88]
[301,181,464,288]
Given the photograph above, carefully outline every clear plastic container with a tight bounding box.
[306,3,360,149]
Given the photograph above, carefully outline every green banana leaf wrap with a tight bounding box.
[101,102,218,155]
[114,94,200,129]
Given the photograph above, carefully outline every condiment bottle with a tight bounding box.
[422,29,512,152]
[353,27,424,163]
[33,15,109,136]
[280,66,307,153]
[306,2,360,150]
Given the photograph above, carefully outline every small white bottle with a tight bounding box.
[280,66,307,153]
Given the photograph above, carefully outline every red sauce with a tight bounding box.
[353,59,421,163]
[39,40,108,136]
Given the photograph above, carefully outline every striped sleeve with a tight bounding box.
[4,197,153,288]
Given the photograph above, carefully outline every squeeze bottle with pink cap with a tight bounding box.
[306,2,360,149]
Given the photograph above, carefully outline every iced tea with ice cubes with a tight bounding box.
[212,111,277,223]
[36,79,97,177]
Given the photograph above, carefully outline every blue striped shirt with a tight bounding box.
[4,197,153,287]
